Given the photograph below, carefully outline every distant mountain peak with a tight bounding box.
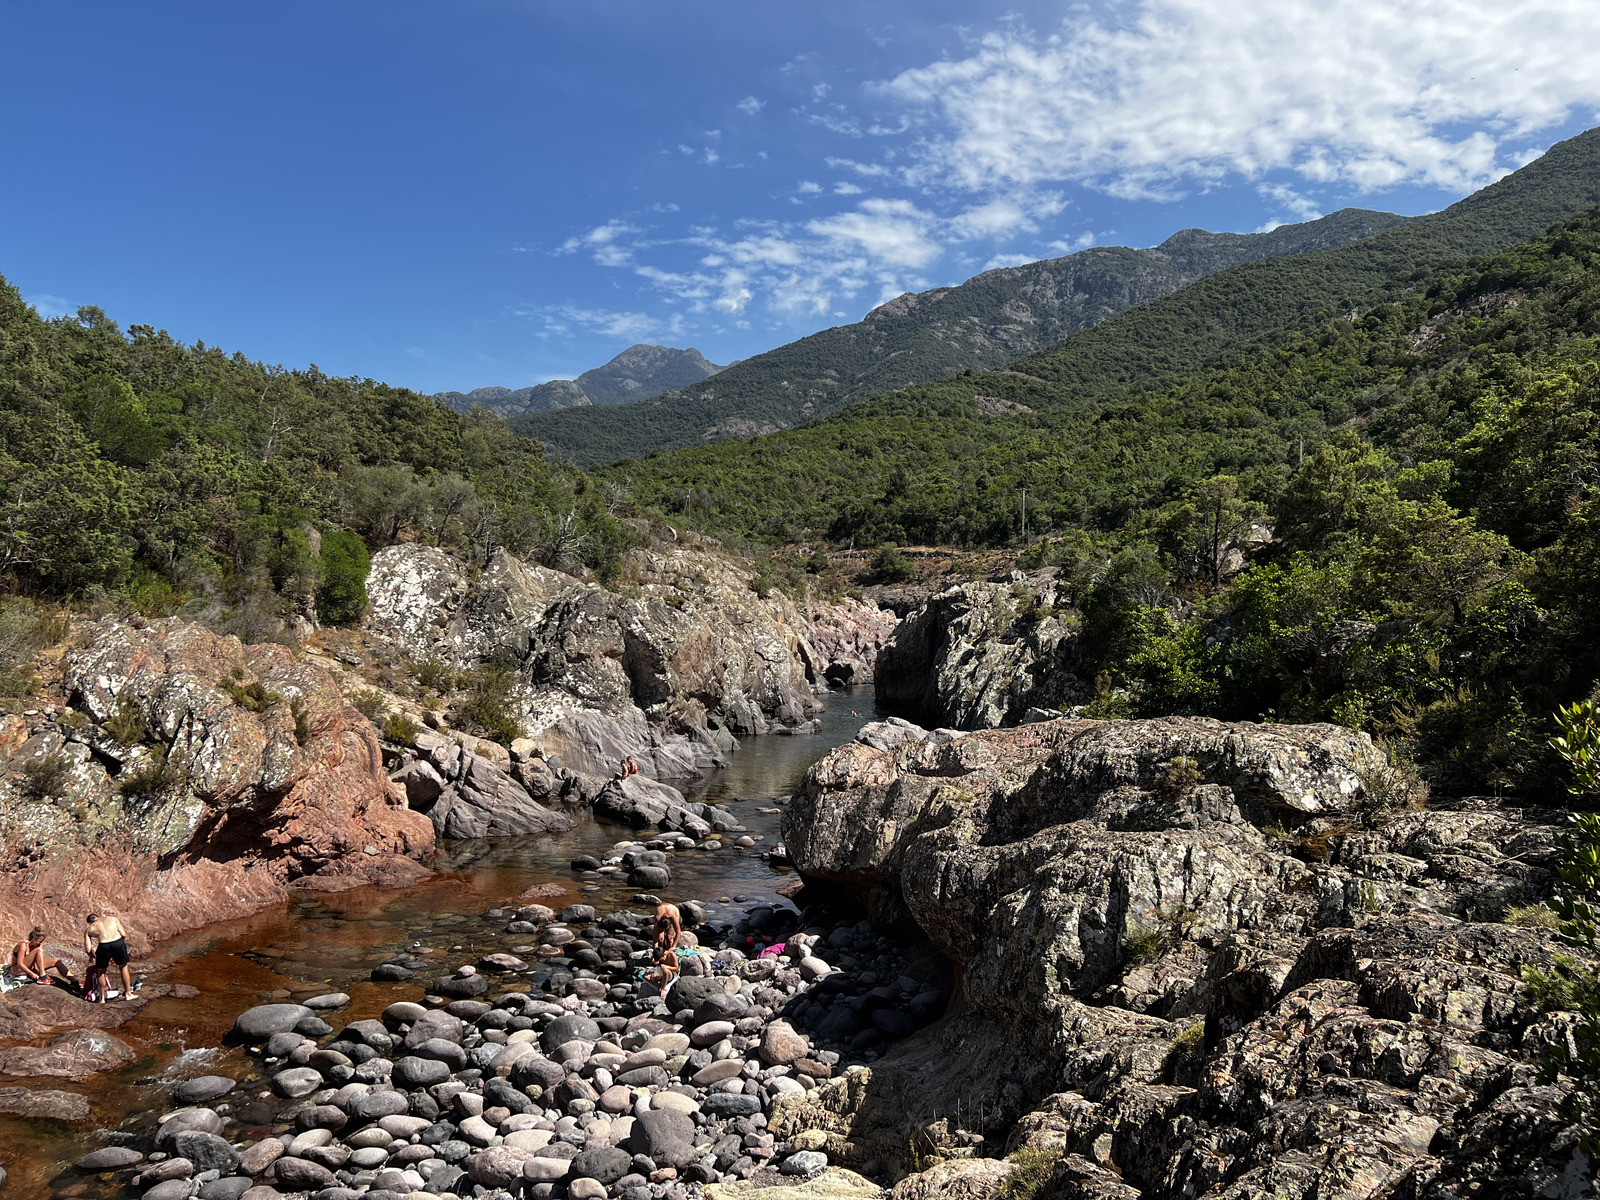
[436,343,725,418]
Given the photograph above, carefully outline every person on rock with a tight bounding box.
[5,928,74,988]
[83,912,134,1002]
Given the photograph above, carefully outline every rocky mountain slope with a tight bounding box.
[512,210,1408,464]
[438,345,726,418]
[0,539,894,946]
[778,714,1585,1198]
[0,619,434,952]
[360,538,893,782]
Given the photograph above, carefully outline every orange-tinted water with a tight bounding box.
[0,686,876,1195]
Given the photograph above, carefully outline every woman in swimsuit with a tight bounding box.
[5,928,73,988]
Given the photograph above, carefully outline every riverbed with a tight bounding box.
[0,686,879,1196]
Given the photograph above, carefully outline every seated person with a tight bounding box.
[4,928,74,988]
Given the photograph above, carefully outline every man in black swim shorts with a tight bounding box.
[84,912,133,1002]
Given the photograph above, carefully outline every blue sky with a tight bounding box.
[4,1,1599,395]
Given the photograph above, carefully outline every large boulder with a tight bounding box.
[874,575,1085,728]
[0,1086,93,1121]
[1,618,439,951]
[777,713,1579,1197]
[235,1004,313,1039]
[421,753,575,839]
[593,775,691,828]
[362,543,837,781]
[0,1029,135,1079]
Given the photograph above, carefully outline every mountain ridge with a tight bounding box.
[438,343,724,418]
[511,207,1412,463]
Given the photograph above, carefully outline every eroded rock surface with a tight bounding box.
[779,714,1584,1199]
[875,575,1085,728]
[364,542,854,779]
[0,619,434,953]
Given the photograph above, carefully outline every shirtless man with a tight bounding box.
[83,913,133,1002]
[652,902,683,988]
[7,928,73,987]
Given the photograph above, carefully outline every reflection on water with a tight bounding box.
[0,685,878,1195]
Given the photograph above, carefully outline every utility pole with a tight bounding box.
[1019,487,1028,542]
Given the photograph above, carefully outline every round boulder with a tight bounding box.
[171,1130,241,1175]
[174,1076,237,1104]
[393,1057,451,1089]
[270,1067,322,1099]
[570,1145,633,1185]
[234,1004,313,1040]
[76,1146,145,1171]
[469,1146,532,1188]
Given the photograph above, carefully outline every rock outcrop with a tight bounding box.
[778,714,1585,1198]
[364,541,886,780]
[386,727,576,841]
[0,618,434,953]
[874,575,1085,728]
[804,598,898,688]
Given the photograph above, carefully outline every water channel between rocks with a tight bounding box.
[2,685,882,1196]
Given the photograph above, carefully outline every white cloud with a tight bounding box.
[26,293,74,319]
[983,253,1036,270]
[736,96,764,116]
[797,181,823,194]
[833,182,863,195]
[881,0,1600,199]
[557,221,640,268]
[1047,232,1098,254]
[807,198,942,270]
[1257,183,1323,224]
[530,305,684,341]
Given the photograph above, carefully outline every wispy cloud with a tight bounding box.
[882,0,1600,200]
[528,304,685,341]
[557,221,640,268]
[736,96,764,116]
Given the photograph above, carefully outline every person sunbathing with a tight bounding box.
[5,928,74,988]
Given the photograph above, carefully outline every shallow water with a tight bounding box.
[0,686,878,1195]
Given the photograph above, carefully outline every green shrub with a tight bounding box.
[995,1148,1062,1200]
[382,712,419,746]
[225,679,280,712]
[1123,920,1168,964]
[805,549,830,574]
[316,529,370,626]
[456,663,524,746]
[1506,903,1561,930]
[0,598,43,698]
[871,544,912,583]
[1155,755,1203,800]
[22,752,73,800]
[413,659,453,693]
[290,697,312,746]
[1163,1019,1207,1083]
[104,695,146,746]
[120,746,179,798]
[349,688,386,721]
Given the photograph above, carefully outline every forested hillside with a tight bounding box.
[512,208,1410,463]
[602,207,1600,788]
[0,283,634,637]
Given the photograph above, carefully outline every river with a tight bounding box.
[0,685,880,1196]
